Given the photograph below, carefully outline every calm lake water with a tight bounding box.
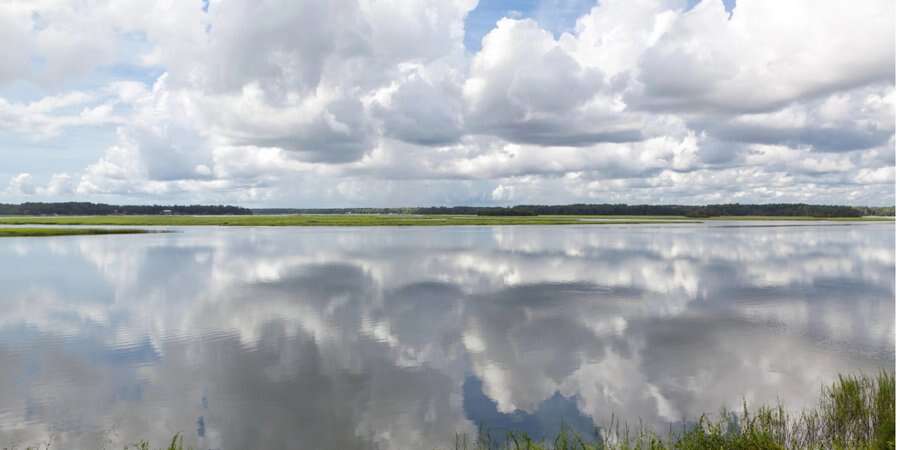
[0,223,894,449]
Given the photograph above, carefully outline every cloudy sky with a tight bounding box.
[0,0,894,207]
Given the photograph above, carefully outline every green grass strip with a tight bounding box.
[0,227,153,237]
[0,213,889,227]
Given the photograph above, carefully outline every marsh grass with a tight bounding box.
[0,214,700,227]
[131,434,185,450]
[0,214,890,228]
[449,371,895,450]
[0,227,152,237]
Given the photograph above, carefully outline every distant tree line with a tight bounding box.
[0,202,891,217]
[253,203,894,217]
[253,208,416,215]
[0,202,252,216]
[855,206,896,216]
[475,207,538,216]
[416,203,893,217]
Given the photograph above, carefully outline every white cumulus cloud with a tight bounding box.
[0,0,894,206]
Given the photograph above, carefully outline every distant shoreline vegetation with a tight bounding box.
[0,227,153,237]
[0,215,892,227]
[0,202,252,216]
[0,215,703,227]
[0,202,893,218]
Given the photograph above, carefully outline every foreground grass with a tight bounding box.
[110,372,892,450]
[450,372,895,450]
[0,214,890,227]
[0,227,152,237]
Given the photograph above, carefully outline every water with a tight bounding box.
[0,222,893,449]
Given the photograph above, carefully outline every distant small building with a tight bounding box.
[161,209,173,215]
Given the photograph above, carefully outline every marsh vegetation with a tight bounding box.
[0,214,891,228]
[0,227,152,237]
[0,214,700,226]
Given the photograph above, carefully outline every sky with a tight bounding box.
[0,0,894,207]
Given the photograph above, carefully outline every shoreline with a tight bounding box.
[0,227,156,237]
[0,214,892,228]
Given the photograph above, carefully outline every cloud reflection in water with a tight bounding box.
[0,223,893,449]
